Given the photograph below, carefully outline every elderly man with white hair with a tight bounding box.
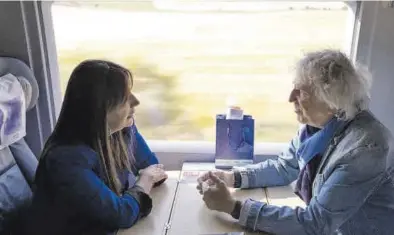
[197,49,394,235]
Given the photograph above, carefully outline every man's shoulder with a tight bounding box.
[342,111,393,152]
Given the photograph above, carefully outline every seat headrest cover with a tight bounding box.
[16,76,33,111]
[0,73,26,150]
[0,57,38,111]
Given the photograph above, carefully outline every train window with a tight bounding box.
[51,1,351,142]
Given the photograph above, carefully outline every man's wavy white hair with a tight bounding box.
[295,49,372,120]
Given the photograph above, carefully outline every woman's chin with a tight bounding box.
[125,118,134,127]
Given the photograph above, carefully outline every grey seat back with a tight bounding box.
[0,57,39,233]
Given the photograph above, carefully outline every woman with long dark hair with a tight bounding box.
[25,60,167,235]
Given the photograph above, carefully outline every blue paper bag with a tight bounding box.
[215,114,254,161]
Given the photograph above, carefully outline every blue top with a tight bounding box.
[24,125,160,235]
[233,111,394,235]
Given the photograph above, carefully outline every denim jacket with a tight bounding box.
[234,111,394,235]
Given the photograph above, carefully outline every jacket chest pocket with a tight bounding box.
[312,173,325,197]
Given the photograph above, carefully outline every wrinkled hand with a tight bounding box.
[137,164,168,194]
[202,171,236,214]
[197,170,234,195]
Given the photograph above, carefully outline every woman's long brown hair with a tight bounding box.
[40,60,136,194]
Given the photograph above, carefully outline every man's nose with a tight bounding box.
[288,89,296,103]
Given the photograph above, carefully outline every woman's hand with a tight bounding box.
[136,164,168,194]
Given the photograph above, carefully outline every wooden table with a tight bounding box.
[166,163,267,235]
[118,163,306,235]
[265,184,306,209]
[117,171,180,235]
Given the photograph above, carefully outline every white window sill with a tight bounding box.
[147,140,287,155]
[147,140,287,170]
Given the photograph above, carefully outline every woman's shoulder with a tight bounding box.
[44,144,100,169]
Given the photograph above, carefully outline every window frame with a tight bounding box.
[42,1,361,160]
